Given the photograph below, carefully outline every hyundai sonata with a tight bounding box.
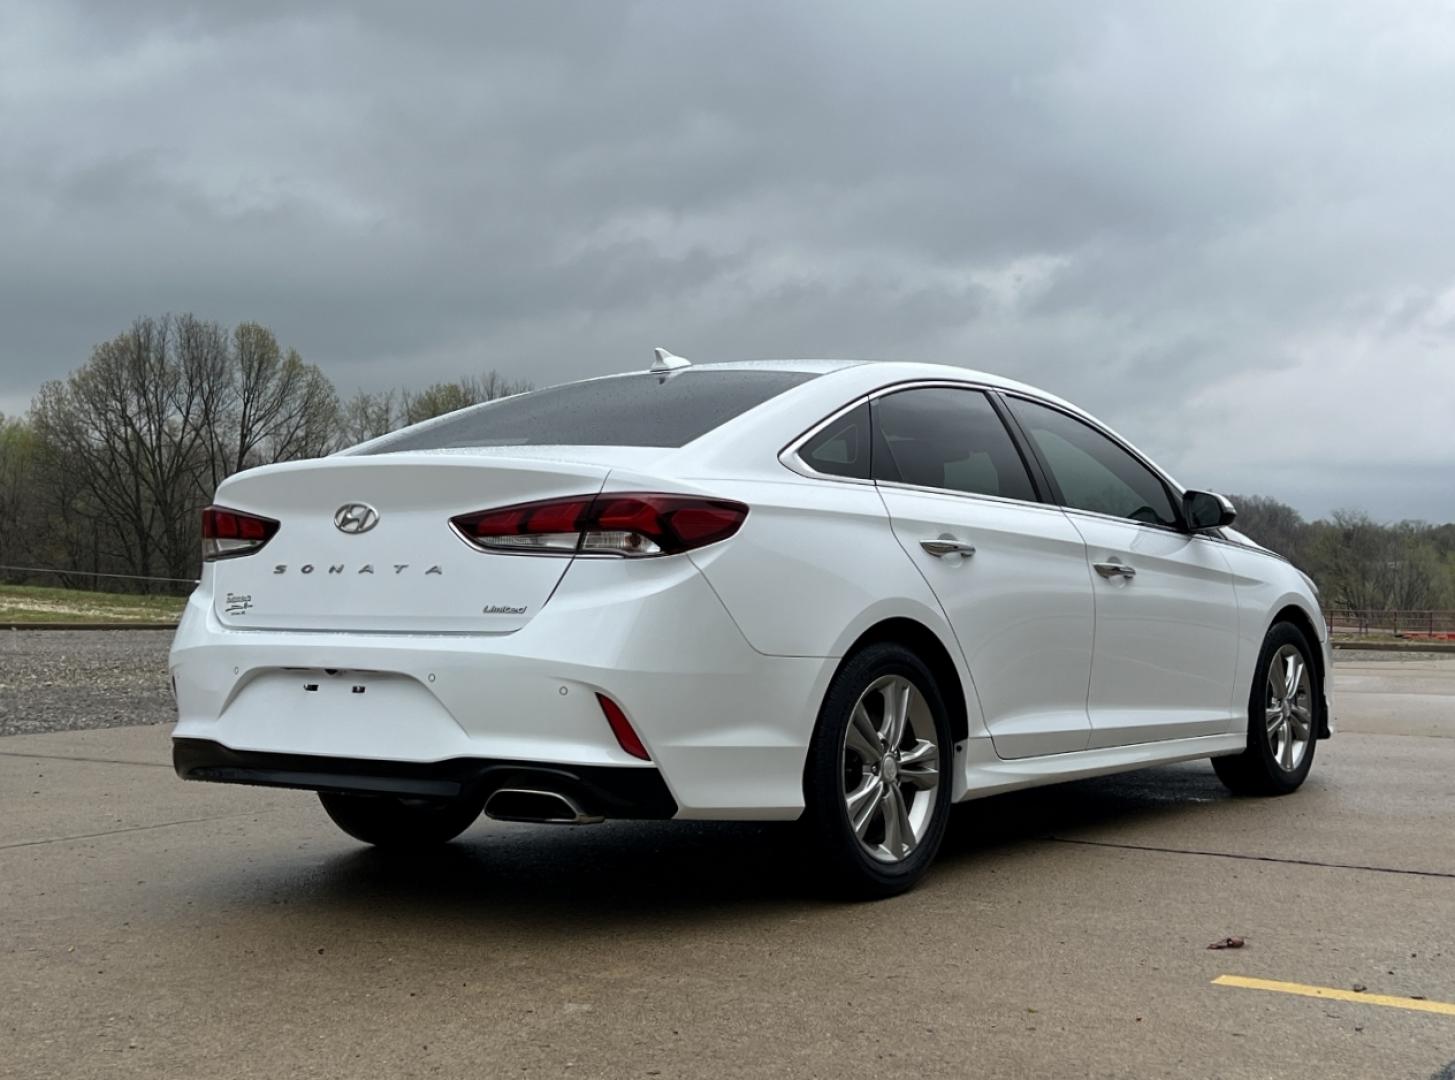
[171,352,1331,896]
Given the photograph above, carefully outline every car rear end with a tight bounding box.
[170,367,833,821]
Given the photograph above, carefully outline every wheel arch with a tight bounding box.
[836,617,970,747]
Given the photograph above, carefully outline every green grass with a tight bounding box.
[0,582,187,624]
[1331,631,1455,650]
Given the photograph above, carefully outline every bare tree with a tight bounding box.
[31,316,207,582]
[201,323,339,482]
[177,314,234,493]
[338,390,399,446]
[25,315,342,585]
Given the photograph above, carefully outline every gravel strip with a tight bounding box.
[0,629,173,737]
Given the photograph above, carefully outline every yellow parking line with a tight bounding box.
[1214,975,1455,1017]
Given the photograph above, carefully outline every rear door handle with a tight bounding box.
[921,535,976,558]
[1093,560,1136,579]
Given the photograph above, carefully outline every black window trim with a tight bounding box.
[782,380,1269,548]
[997,389,1192,535]
[781,379,1062,514]
[870,385,1047,506]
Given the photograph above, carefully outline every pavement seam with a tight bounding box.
[0,810,279,851]
[0,749,172,768]
[1051,836,1455,880]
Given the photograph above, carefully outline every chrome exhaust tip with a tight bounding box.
[484,788,604,825]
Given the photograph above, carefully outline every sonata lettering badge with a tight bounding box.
[272,564,443,575]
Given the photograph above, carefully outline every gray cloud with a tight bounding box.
[2,0,1453,520]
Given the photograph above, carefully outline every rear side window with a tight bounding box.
[796,402,871,479]
[358,370,816,453]
[872,388,1037,502]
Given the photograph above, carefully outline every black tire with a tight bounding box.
[318,791,484,847]
[802,641,955,899]
[1213,621,1320,796]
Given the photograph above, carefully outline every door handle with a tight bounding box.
[1093,560,1137,579]
[921,535,976,558]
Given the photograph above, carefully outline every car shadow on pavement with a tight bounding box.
[939,759,1232,859]
[205,761,1239,925]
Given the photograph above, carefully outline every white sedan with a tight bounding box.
[171,353,1331,897]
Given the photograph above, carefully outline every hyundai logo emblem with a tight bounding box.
[333,503,379,534]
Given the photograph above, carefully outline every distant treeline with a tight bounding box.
[2,315,1451,609]
[1228,496,1455,612]
[0,314,528,590]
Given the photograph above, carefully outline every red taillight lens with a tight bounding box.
[450,493,748,557]
[596,693,650,760]
[201,506,280,561]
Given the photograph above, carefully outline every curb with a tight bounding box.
[1332,640,1455,655]
[4,622,179,632]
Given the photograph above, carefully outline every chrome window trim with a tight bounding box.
[998,390,1185,496]
[779,379,1264,542]
[873,478,1069,516]
[1057,504,1188,537]
[779,379,1056,507]
[777,394,877,487]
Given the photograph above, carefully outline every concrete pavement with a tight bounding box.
[3,658,1454,1079]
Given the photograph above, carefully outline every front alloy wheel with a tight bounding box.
[1264,643,1314,773]
[1213,621,1320,796]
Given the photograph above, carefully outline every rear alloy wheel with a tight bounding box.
[318,791,485,848]
[803,643,953,898]
[1213,622,1320,796]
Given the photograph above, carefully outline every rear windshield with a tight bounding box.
[356,370,816,452]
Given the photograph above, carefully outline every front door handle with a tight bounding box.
[921,535,976,558]
[1093,560,1137,579]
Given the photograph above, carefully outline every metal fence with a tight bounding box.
[1324,609,1455,640]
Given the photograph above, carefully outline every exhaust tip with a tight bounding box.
[484,788,604,826]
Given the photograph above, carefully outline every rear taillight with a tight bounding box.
[201,505,280,561]
[450,493,748,557]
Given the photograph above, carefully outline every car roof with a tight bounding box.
[662,358,1177,491]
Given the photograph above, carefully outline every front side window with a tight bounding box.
[1007,397,1179,528]
[872,388,1037,502]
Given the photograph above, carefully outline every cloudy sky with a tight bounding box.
[3,1,1453,520]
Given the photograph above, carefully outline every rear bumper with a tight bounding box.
[170,554,833,820]
[173,738,678,818]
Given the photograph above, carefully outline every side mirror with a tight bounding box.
[1183,490,1237,531]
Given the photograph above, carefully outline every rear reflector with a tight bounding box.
[201,506,280,562]
[596,693,650,760]
[451,492,748,557]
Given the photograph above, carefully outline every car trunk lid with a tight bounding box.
[209,454,609,632]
